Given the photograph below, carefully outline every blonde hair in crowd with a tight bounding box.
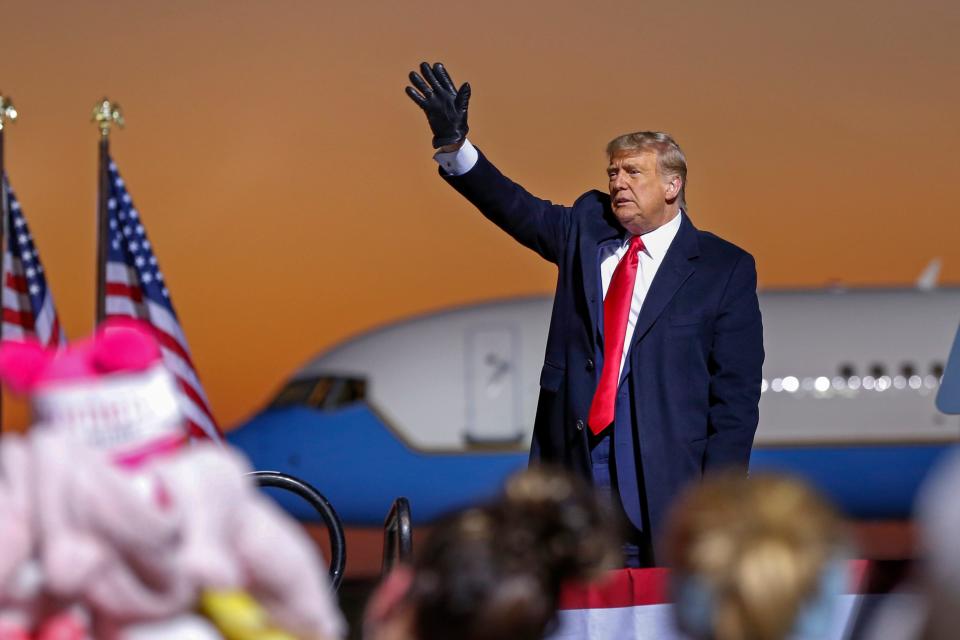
[606,131,687,209]
[664,473,848,640]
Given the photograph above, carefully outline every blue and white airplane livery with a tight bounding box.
[229,282,960,525]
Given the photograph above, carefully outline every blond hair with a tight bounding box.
[664,473,847,640]
[606,131,687,208]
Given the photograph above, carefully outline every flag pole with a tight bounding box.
[0,94,17,431]
[0,94,15,288]
[0,94,16,295]
[92,98,123,326]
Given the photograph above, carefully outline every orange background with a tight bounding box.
[1,1,958,430]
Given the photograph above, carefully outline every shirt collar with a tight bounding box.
[627,210,683,261]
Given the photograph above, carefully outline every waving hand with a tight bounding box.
[406,62,471,149]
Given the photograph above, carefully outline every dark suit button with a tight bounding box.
[576,419,584,431]
[585,358,595,372]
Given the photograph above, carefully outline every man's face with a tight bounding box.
[607,150,677,235]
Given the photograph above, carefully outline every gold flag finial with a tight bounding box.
[92,98,124,138]
[0,94,18,131]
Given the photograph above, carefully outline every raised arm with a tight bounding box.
[406,62,571,264]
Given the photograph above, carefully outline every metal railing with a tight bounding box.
[248,470,346,590]
[381,497,412,576]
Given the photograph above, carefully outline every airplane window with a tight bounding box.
[270,379,318,407]
[319,378,368,409]
[270,375,368,410]
[931,362,945,379]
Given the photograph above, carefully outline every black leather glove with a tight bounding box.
[405,62,471,149]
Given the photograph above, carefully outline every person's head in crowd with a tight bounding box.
[891,446,960,640]
[854,446,960,640]
[665,472,850,640]
[364,467,620,640]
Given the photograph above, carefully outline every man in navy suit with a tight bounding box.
[406,62,764,566]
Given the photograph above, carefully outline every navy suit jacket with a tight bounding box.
[443,149,764,544]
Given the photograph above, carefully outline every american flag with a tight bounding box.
[2,175,66,348]
[103,158,222,441]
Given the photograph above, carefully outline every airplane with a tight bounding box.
[228,277,960,526]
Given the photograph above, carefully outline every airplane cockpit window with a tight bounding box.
[270,375,368,410]
[271,379,316,406]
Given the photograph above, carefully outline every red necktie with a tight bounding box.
[587,236,645,434]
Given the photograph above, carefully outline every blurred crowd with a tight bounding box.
[0,321,344,639]
[0,321,958,639]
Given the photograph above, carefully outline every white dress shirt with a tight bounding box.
[434,139,684,378]
[600,214,682,377]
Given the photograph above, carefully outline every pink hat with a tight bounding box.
[0,319,187,466]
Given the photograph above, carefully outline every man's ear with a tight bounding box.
[365,566,415,626]
[665,176,682,201]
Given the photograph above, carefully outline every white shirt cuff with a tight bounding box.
[433,139,478,176]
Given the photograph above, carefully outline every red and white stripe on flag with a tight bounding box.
[2,177,66,348]
[101,158,222,442]
[548,562,870,640]
[105,263,221,441]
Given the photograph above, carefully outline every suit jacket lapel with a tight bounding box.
[632,213,700,345]
[580,200,622,344]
